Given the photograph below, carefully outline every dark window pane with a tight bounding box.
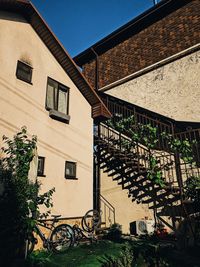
[37,156,45,176]
[65,161,76,179]
[16,61,32,83]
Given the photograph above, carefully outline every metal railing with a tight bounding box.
[101,93,200,179]
[101,93,174,151]
[100,194,116,228]
[96,123,178,188]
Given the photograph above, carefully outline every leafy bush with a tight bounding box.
[26,250,52,267]
[184,176,200,206]
[0,127,54,264]
[103,223,122,242]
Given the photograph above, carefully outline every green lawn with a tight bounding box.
[25,239,200,267]
[26,240,132,267]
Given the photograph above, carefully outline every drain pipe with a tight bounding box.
[91,47,100,212]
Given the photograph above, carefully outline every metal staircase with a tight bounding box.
[94,93,200,231]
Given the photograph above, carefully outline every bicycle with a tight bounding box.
[27,215,75,254]
[72,209,101,245]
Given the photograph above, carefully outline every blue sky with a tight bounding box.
[31,0,155,57]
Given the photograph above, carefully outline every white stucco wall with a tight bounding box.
[0,12,93,218]
[106,49,200,122]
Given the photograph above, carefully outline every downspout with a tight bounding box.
[91,47,101,212]
[93,125,101,213]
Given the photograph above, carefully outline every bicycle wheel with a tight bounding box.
[73,225,84,245]
[50,224,74,253]
[81,209,101,233]
[73,225,94,246]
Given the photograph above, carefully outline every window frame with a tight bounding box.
[37,156,46,177]
[45,77,70,115]
[65,161,77,180]
[16,60,33,84]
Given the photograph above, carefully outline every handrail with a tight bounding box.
[101,93,173,133]
[98,123,178,185]
[175,128,200,139]
[100,194,116,227]
[98,123,168,159]
[100,194,115,212]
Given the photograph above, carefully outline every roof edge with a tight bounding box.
[74,0,192,66]
[0,0,111,120]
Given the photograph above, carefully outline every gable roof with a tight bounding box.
[0,0,111,120]
[74,0,192,66]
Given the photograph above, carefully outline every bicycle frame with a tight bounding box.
[33,219,58,248]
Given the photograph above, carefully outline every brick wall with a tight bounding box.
[82,0,200,89]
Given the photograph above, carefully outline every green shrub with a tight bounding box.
[103,223,122,242]
[0,127,54,264]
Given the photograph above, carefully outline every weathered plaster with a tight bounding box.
[106,50,200,122]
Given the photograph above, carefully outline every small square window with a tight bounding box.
[37,156,45,177]
[65,161,77,179]
[16,60,33,84]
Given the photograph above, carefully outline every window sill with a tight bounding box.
[65,177,78,180]
[16,76,33,85]
[49,109,70,124]
[37,174,46,177]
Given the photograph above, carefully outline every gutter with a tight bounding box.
[98,43,200,92]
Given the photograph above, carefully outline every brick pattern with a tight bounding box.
[82,0,200,89]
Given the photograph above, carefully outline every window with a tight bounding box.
[16,60,33,84]
[37,156,45,177]
[65,161,77,179]
[46,77,70,123]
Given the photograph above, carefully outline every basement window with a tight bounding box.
[46,77,70,123]
[16,60,33,84]
[65,161,77,179]
[37,156,46,177]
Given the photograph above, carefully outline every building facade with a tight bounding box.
[0,0,110,220]
[74,0,200,233]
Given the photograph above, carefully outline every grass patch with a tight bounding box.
[26,240,132,267]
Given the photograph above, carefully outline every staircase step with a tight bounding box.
[149,196,180,209]
[140,188,172,201]
[101,161,120,170]
[118,178,131,185]
[108,172,120,177]
[131,171,148,180]
[113,176,122,181]
[119,174,147,186]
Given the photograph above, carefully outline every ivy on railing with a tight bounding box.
[184,176,200,205]
[106,115,197,187]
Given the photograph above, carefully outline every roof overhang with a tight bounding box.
[0,0,111,120]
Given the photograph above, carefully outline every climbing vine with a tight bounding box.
[184,175,200,205]
[106,115,197,187]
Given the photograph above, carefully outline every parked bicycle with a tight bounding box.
[27,209,101,252]
[27,214,74,254]
[73,209,101,245]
